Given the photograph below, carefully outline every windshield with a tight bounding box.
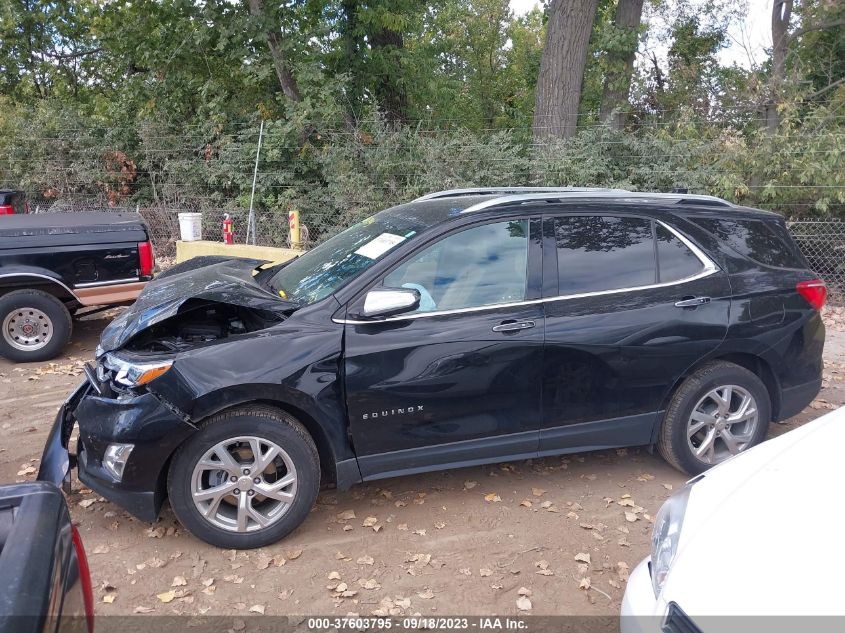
[269,213,425,305]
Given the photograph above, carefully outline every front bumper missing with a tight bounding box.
[37,378,196,522]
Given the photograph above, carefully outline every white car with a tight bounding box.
[622,405,845,632]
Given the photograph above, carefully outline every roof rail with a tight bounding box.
[460,191,734,213]
[413,186,627,201]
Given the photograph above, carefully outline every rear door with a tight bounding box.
[540,212,731,455]
[343,217,545,479]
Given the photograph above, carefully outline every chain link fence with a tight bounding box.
[788,219,845,304]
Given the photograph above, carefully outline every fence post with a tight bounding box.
[246,119,264,246]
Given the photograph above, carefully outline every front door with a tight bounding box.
[540,213,731,455]
[343,218,544,479]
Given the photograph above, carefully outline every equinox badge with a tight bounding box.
[362,405,424,420]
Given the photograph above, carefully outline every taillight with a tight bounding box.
[0,204,14,215]
[71,525,95,633]
[797,279,827,310]
[138,240,154,277]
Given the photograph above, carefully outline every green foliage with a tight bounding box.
[0,0,843,238]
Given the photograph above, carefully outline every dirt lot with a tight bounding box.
[1,310,845,619]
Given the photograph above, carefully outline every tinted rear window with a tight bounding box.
[554,216,656,294]
[656,224,704,282]
[692,217,804,268]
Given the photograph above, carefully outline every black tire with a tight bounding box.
[658,361,771,475]
[167,405,320,549]
[154,255,238,280]
[0,289,72,362]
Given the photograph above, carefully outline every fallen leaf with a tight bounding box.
[286,549,303,560]
[202,578,214,587]
[574,552,591,564]
[579,577,591,590]
[92,544,110,554]
[357,555,374,566]
[624,511,638,522]
[617,561,630,582]
[518,587,532,596]
[636,473,655,482]
[662,483,673,491]
[358,578,381,590]
[362,516,378,527]
[417,589,434,600]
[337,510,356,522]
[464,481,478,490]
[484,493,501,503]
[171,576,187,587]
[249,604,266,615]
[532,488,546,497]
[328,571,341,580]
[16,466,36,476]
[520,499,532,507]
[516,596,532,611]
[479,568,493,577]
[78,499,97,509]
[156,591,176,604]
[255,554,273,570]
[133,606,154,614]
[103,594,116,604]
[434,521,446,529]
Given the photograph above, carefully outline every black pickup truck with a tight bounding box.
[0,212,154,362]
[0,482,94,633]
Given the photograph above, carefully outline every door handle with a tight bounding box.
[492,320,536,333]
[674,296,711,308]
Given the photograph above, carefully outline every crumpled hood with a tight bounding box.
[99,258,294,352]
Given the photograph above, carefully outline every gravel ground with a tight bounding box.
[1,310,844,619]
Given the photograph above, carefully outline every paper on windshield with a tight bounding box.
[355,233,406,259]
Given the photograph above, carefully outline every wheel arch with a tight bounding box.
[184,386,359,488]
[659,351,782,427]
[0,271,79,305]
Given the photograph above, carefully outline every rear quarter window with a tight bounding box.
[691,217,805,269]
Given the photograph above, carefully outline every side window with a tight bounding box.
[656,224,705,282]
[554,216,656,295]
[383,220,529,312]
[692,217,803,268]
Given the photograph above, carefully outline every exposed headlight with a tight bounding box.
[103,353,173,387]
[650,483,693,597]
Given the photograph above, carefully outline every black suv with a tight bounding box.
[39,188,826,548]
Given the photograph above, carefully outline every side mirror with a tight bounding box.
[362,288,421,318]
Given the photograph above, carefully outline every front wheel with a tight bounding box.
[167,405,320,549]
[658,361,771,475]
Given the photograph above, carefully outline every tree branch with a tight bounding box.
[789,18,845,42]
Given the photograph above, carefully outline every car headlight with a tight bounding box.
[103,353,173,387]
[650,483,693,597]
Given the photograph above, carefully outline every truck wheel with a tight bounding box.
[0,289,72,362]
[167,405,320,549]
[658,361,771,475]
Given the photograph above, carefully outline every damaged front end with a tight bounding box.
[38,257,300,521]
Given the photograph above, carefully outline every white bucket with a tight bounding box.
[178,212,203,241]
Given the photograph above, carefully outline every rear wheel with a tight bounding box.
[0,289,72,362]
[167,405,320,549]
[658,361,770,475]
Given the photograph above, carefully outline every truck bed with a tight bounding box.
[0,212,148,248]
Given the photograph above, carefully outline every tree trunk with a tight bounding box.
[247,0,301,102]
[765,0,793,133]
[369,27,408,124]
[599,0,645,130]
[533,0,600,140]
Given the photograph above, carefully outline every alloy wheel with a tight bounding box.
[191,436,298,532]
[687,385,759,464]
